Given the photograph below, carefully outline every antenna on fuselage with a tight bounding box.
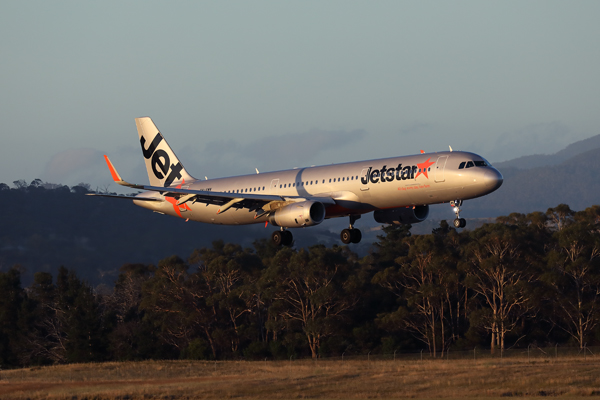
[449,146,453,152]
[255,168,260,174]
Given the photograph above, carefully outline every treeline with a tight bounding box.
[1,204,600,367]
[0,179,284,287]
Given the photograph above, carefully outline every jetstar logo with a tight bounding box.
[164,180,191,218]
[140,132,183,187]
[361,158,435,184]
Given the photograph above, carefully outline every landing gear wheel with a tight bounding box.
[351,229,362,244]
[282,230,293,246]
[272,230,293,246]
[342,215,363,244]
[271,231,283,246]
[341,229,353,244]
[450,200,466,228]
[341,228,362,244]
[453,218,466,228]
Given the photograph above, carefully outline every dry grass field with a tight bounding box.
[1,357,600,399]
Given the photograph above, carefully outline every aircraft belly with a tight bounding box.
[425,183,489,203]
[187,203,262,225]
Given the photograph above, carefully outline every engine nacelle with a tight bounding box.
[373,205,429,225]
[269,201,326,228]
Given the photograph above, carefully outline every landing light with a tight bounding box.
[453,207,460,213]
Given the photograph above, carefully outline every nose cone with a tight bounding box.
[484,168,503,192]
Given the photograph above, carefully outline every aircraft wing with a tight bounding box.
[86,193,163,202]
[96,155,335,215]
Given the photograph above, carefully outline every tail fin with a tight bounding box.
[135,117,196,187]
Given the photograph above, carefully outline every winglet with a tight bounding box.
[104,155,123,182]
[103,155,143,189]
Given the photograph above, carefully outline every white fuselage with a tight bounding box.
[134,150,503,226]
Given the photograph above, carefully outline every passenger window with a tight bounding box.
[342,177,345,181]
[466,161,474,168]
[459,162,466,169]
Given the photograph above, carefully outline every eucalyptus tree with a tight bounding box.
[141,255,220,358]
[462,223,535,353]
[263,245,359,359]
[373,222,463,357]
[0,267,24,366]
[543,206,600,348]
[188,240,265,354]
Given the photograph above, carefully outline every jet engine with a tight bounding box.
[373,205,429,225]
[269,201,326,228]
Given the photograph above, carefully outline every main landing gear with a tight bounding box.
[271,215,363,247]
[451,200,466,228]
[341,215,362,244]
[272,229,293,246]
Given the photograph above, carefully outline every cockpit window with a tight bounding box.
[459,159,490,169]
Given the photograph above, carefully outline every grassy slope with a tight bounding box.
[1,358,600,399]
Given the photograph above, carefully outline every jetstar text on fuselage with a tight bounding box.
[361,160,433,185]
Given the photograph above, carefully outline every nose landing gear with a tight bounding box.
[341,215,362,244]
[451,200,466,228]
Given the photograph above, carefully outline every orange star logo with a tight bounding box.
[165,180,191,218]
[415,158,435,179]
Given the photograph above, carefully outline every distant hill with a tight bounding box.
[465,146,600,217]
[0,185,380,286]
[493,133,600,170]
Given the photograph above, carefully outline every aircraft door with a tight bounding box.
[435,156,448,183]
[360,168,370,191]
[270,179,279,194]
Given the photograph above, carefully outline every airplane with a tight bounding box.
[89,117,503,246]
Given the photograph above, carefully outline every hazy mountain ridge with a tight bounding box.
[466,145,600,216]
[493,133,600,170]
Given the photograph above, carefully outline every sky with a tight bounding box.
[2,1,600,191]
